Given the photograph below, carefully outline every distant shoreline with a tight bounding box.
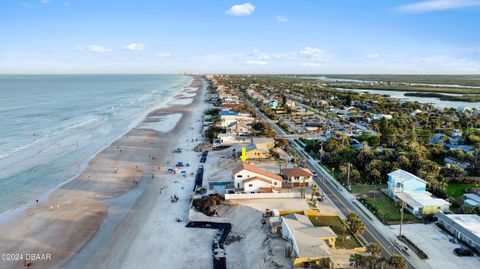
[332,84,480,95]
[404,92,480,102]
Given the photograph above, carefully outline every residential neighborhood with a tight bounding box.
[191,74,480,269]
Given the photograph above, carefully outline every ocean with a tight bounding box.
[0,74,192,216]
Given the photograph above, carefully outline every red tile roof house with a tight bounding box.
[281,168,314,187]
[232,163,283,193]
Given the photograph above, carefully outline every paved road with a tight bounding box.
[244,96,425,269]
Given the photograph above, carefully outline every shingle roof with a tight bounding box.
[242,176,272,184]
[282,168,314,178]
[233,162,283,181]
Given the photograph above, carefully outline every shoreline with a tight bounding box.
[0,75,193,223]
[0,76,206,269]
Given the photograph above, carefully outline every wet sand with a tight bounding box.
[0,76,206,269]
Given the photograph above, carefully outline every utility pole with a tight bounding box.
[399,201,405,237]
[347,163,351,191]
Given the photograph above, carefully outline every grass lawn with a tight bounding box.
[447,183,479,198]
[309,215,363,249]
[361,192,416,223]
[350,184,386,194]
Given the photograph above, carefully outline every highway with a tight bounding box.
[244,97,425,269]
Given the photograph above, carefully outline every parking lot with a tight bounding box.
[389,223,479,269]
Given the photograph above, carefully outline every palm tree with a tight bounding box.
[350,254,368,269]
[386,255,407,269]
[341,220,348,240]
[311,184,318,202]
[346,213,365,236]
[366,243,381,258]
[393,200,405,236]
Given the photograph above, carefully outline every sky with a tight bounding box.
[0,0,479,74]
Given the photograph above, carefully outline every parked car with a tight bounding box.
[454,248,474,257]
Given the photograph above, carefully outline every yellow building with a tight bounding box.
[244,144,270,159]
[281,214,337,268]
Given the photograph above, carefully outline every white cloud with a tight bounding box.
[301,62,322,67]
[88,45,109,53]
[157,52,171,58]
[276,15,288,23]
[226,3,255,16]
[21,2,32,8]
[298,47,332,61]
[124,43,145,51]
[366,53,381,59]
[244,60,268,65]
[397,0,480,13]
[40,0,49,4]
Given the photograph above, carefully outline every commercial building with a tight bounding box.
[436,212,480,252]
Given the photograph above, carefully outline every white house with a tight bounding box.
[219,110,254,128]
[285,99,295,107]
[232,163,283,193]
[228,122,252,136]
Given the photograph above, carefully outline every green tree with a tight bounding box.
[346,213,365,236]
[366,243,381,258]
[386,255,407,269]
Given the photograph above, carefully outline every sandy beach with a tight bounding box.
[0,76,210,269]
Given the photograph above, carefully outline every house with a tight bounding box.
[232,163,283,193]
[244,144,270,159]
[444,157,469,170]
[251,137,275,149]
[216,133,250,145]
[464,193,480,207]
[228,122,252,136]
[267,99,279,108]
[387,169,450,216]
[373,114,393,120]
[281,213,336,267]
[394,191,450,216]
[237,137,276,159]
[387,169,427,198]
[219,110,239,127]
[282,168,314,187]
[436,212,480,252]
[219,109,254,127]
[285,99,295,107]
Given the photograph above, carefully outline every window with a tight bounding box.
[248,184,253,187]
[274,182,277,185]
[237,175,242,178]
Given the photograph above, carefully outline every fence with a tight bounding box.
[225,192,301,200]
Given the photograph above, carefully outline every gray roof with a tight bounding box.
[282,214,335,259]
[436,212,480,246]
